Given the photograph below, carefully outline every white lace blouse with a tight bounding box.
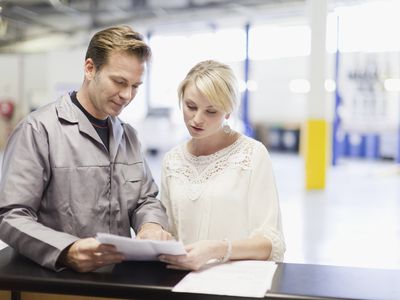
[161,135,286,261]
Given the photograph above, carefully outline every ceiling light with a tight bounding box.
[289,79,310,94]
[246,80,258,92]
[324,79,336,92]
[238,80,246,93]
[384,78,400,92]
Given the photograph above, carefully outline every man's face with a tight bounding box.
[85,51,145,119]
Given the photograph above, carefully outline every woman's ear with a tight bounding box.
[225,113,231,120]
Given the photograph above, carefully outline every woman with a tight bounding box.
[159,60,285,270]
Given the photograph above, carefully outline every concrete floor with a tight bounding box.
[272,153,400,270]
[1,150,400,269]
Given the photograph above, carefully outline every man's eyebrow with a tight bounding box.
[112,75,127,82]
[112,76,143,86]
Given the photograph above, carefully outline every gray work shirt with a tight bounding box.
[0,94,168,270]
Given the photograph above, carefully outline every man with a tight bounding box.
[0,25,170,272]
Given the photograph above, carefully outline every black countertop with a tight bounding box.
[0,247,399,300]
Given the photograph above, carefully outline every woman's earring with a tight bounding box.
[223,120,231,134]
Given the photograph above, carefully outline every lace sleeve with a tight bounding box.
[248,142,286,261]
[251,226,286,261]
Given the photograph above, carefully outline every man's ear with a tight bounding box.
[84,58,96,80]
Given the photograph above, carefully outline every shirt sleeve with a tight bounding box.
[131,154,168,232]
[247,142,286,261]
[0,118,79,271]
[160,154,178,238]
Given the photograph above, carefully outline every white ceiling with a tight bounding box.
[0,0,366,53]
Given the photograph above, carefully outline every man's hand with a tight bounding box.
[136,223,172,240]
[58,237,125,273]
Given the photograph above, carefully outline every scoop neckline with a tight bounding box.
[183,134,244,160]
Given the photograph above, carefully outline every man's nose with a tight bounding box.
[120,86,132,100]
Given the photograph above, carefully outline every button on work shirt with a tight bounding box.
[0,94,167,270]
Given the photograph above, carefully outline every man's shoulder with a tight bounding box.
[27,95,66,123]
[118,120,141,140]
[17,95,73,135]
[119,120,137,134]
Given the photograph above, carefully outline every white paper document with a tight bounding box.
[0,240,8,251]
[96,233,186,261]
[172,260,277,298]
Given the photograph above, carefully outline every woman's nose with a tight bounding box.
[193,111,204,124]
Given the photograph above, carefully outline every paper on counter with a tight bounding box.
[96,232,186,261]
[173,260,277,298]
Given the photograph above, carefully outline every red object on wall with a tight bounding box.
[0,100,14,120]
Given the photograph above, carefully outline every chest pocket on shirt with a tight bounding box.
[120,164,143,206]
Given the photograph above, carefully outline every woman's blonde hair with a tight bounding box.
[178,60,239,114]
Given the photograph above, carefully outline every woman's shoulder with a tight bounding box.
[218,134,258,169]
[237,134,268,154]
[163,142,186,165]
[236,135,272,164]
[164,143,183,156]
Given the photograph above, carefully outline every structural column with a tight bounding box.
[305,0,328,189]
[242,23,253,137]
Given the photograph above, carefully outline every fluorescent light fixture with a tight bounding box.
[238,80,258,92]
[249,25,310,60]
[335,0,400,52]
[325,79,336,92]
[246,80,258,92]
[384,78,400,92]
[289,79,310,94]
[238,80,246,92]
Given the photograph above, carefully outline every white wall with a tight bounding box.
[249,55,335,126]
[0,51,336,126]
[0,49,84,113]
[3,48,399,135]
[23,53,48,111]
[47,47,86,102]
[0,55,20,103]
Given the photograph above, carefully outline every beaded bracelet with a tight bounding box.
[219,238,232,263]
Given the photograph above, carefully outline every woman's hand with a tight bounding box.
[159,240,226,271]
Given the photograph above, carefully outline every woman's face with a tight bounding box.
[182,83,228,140]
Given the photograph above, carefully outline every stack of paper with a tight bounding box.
[96,233,186,261]
[172,260,277,298]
